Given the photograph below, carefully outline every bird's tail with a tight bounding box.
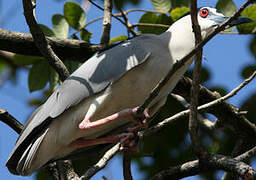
[6,128,49,176]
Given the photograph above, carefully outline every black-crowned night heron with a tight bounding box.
[6,7,252,176]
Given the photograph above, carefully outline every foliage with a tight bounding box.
[138,13,172,34]
[237,4,256,34]
[216,0,237,17]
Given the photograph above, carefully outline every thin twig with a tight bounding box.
[120,8,137,36]
[85,8,167,28]
[100,0,112,44]
[116,9,167,15]
[22,0,70,81]
[171,94,216,131]
[88,0,127,29]
[81,143,121,180]
[123,152,133,180]
[131,23,169,28]
[0,108,23,134]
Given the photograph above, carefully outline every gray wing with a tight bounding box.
[6,35,151,173]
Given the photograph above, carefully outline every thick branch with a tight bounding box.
[57,160,79,180]
[150,152,256,180]
[189,0,205,158]
[22,0,70,81]
[0,28,103,61]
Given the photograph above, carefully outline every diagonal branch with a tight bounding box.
[22,0,70,81]
[81,143,121,180]
[0,108,23,134]
[120,8,137,36]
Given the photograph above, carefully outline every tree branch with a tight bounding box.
[100,0,112,44]
[57,160,79,180]
[0,28,104,61]
[171,93,216,131]
[150,151,256,180]
[81,143,120,180]
[0,108,23,134]
[189,0,206,158]
[120,8,137,36]
[123,152,133,180]
[88,0,128,29]
[22,0,70,81]
[130,23,169,28]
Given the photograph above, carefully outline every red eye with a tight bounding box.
[200,9,209,18]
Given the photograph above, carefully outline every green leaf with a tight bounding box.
[109,35,128,44]
[28,61,50,92]
[209,86,227,96]
[249,36,256,58]
[80,29,92,42]
[170,7,190,22]
[216,0,237,17]
[170,0,190,9]
[28,99,44,107]
[39,24,56,37]
[64,2,86,30]
[64,60,81,74]
[237,5,256,34]
[241,65,256,79]
[49,69,59,91]
[52,14,69,39]
[113,0,141,10]
[151,0,171,13]
[13,54,42,66]
[138,13,172,34]
[0,60,7,72]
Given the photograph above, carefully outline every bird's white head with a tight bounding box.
[160,6,252,62]
[196,6,252,36]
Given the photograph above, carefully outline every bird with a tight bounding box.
[6,7,252,176]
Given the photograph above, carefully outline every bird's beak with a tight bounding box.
[228,17,253,27]
[213,16,253,29]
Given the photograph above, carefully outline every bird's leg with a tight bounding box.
[70,131,140,152]
[79,107,150,130]
[73,107,150,152]
[70,132,134,148]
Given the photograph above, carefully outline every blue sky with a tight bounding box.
[0,0,255,180]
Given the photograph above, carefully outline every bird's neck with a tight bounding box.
[158,17,197,63]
